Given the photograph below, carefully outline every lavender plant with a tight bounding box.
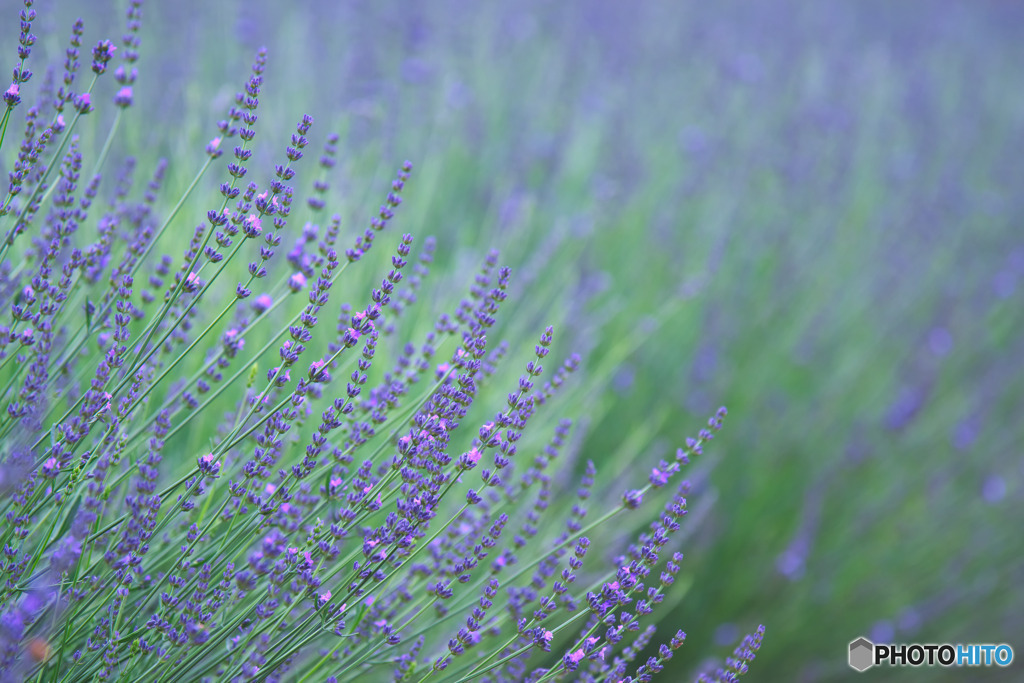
[0,2,763,681]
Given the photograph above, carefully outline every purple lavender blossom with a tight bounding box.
[90,39,117,74]
[2,83,19,107]
[0,5,761,682]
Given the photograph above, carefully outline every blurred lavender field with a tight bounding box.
[4,0,1023,679]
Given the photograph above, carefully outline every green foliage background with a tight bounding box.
[3,0,1022,679]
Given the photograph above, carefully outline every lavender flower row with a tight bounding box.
[0,2,764,681]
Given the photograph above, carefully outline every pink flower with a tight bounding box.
[308,359,330,382]
[253,293,273,313]
[222,329,245,356]
[114,86,133,107]
[459,448,482,471]
[199,452,221,473]
[265,483,276,495]
[184,271,202,292]
[243,213,262,237]
[3,83,19,108]
[42,457,61,479]
[75,92,91,113]
[542,630,553,643]
[568,649,585,664]
[256,191,279,211]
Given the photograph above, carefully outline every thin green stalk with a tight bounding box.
[40,151,218,390]
[89,108,122,179]
[0,105,13,154]
[116,354,454,656]
[0,74,99,256]
[151,363,458,678]
[214,336,547,678]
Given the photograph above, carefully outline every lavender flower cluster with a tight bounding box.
[0,2,762,681]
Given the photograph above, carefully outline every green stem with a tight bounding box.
[0,105,13,156]
[90,108,122,179]
[0,74,99,258]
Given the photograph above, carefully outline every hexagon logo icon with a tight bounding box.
[849,637,875,672]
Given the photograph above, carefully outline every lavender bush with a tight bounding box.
[0,3,763,681]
